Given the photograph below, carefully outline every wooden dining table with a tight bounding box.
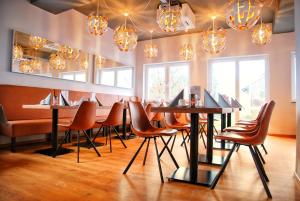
[151,106,234,186]
[22,104,129,156]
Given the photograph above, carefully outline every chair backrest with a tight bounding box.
[164,112,179,127]
[145,102,155,121]
[152,102,165,121]
[128,101,153,135]
[103,102,124,126]
[255,103,268,121]
[70,101,96,130]
[129,96,141,102]
[252,100,275,145]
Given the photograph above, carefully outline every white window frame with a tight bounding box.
[97,66,134,89]
[143,61,190,101]
[59,71,87,82]
[291,51,296,102]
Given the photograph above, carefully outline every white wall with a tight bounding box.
[0,0,136,96]
[136,28,296,136]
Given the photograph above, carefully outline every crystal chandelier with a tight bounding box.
[113,13,137,52]
[157,1,181,32]
[252,18,272,45]
[29,35,47,50]
[180,44,193,60]
[144,31,158,58]
[30,59,42,70]
[49,53,66,70]
[88,0,108,36]
[80,54,89,70]
[19,60,33,73]
[13,45,23,60]
[95,55,106,68]
[226,0,261,31]
[201,17,226,55]
[58,45,79,60]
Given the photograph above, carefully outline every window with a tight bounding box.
[60,71,87,82]
[291,52,296,102]
[144,62,189,101]
[96,67,133,89]
[209,55,268,120]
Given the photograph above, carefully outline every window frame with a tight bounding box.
[96,66,134,89]
[143,61,190,101]
[59,71,88,82]
[291,51,296,102]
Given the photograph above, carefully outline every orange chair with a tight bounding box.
[211,101,275,199]
[123,101,179,183]
[53,101,100,163]
[93,102,127,152]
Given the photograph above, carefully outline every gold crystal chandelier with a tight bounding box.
[180,44,194,60]
[30,59,42,71]
[113,13,138,52]
[13,45,23,60]
[19,60,33,73]
[88,0,108,36]
[226,0,261,31]
[95,55,106,68]
[157,1,181,32]
[201,17,226,55]
[58,45,79,60]
[29,35,47,50]
[252,17,272,45]
[144,31,158,58]
[49,53,66,70]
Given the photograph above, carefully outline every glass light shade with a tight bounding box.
[29,35,47,50]
[179,44,194,60]
[49,53,66,70]
[13,45,23,60]
[157,4,181,32]
[58,45,79,60]
[113,25,137,52]
[88,14,108,36]
[226,0,261,31]
[30,59,42,70]
[144,43,158,58]
[252,23,272,45]
[95,55,106,68]
[19,60,33,73]
[201,28,226,55]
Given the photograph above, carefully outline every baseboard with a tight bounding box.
[295,172,300,184]
[268,134,296,139]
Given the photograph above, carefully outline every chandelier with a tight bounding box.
[113,13,137,52]
[144,31,158,58]
[30,59,42,70]
[49,53,66,70]
[88,0,108,36]
[13,45,23,60]
[180,44,193,60]
[58,45,79,60]
[95,55,106,68]
[19,60,33,73]
[29,35,47,50]
[252,18,272,45]
[226,0,261,31]
[157,1,181,32]
[80,54,89,70]
[201,17,226,55]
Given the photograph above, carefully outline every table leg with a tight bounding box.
[220,114,226,149]
[51,108,58,150]
[227,113,232,127]
[190,113,199,183]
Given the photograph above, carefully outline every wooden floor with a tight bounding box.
[0,134,299,201]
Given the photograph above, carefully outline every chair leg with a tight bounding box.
[160,136,179,169]
[105,127,108,145]
[200,133,207,149]
[181,131,190,146]
[158,136,173,158]
[11,137,16,153]
[92,125,103,142]
[253,146,269,182]
[113,127,127,148]
[154,137,164,183]
[261,144,268,155]
[254,146,266,164]
[82,130,101,157]
[170,134,176,152]
[211,143,237,189]
[143,138,151,166]
[181,130,190,161]
[77,131,80,163]
[123,138,147,174]
[249,146,272,198]
[109,127,112,153]
[236,144,240,152]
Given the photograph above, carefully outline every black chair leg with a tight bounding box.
[143,138,150,166]
[105,127,108,145]
[200,133,207,148]
[236,144,240,152]
[253,146,269,182]
[154,137,164,183]
[254,146,266,164]
[109,127,112,152]
[11,137,16,153]
[77,131,80,163]
[92,125,103,142]
[249,146,272,198]
[123,138,147,174]
[261,144,268,155]
[82,130,101,157]
[211,143,237,189]
[113,127,127,148]
[181,130,190,161]
[158,136,173,158]
[170,134,176,152]
[160,136,179,169]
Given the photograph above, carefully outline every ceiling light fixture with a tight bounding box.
[252,15,272,45]
[29,35,47,50]
[88,0,108,36]
[157,0,182,32]
[49,53,66,70]
[144,30,158,58]
[13,45,23,60]
[180,44,193,61]
[58,45,80,60]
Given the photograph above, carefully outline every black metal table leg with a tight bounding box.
[213,113,233,151]
[227,113,231,127]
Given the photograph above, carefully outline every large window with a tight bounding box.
[144,62,189,101]
[96,67,133,89]
[209,55,268,120]
[292,52,296,102]
[59,71,87,82]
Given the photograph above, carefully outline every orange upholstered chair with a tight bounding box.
[123,101,179,183]
[53,101,100,163]
[211,101,275,199]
